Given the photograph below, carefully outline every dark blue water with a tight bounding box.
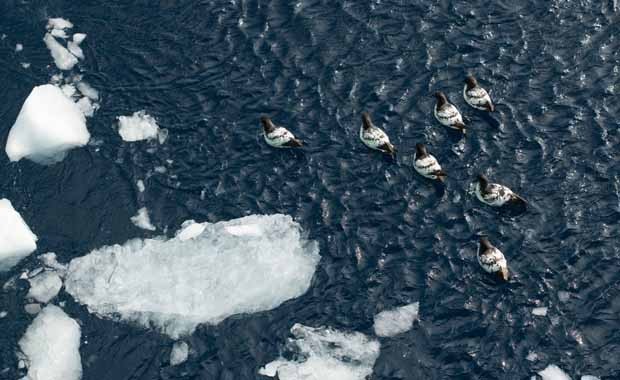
[1,0,620,379]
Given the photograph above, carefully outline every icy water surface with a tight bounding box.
[1,0,620,379]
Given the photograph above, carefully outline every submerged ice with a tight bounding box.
[259,323,381,380]
[64,214,320,338]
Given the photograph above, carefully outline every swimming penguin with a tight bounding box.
[433,92,466,134]
[413,143,446,182]
[261,116,303,148]
[463,76,494,112]
[475,174,527,207]
[359,112,396,155]
[478,236,509,281]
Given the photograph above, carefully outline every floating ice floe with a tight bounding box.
[538,364,571,380]
[373,302,419,337]
[27,271,63,303]
[136,180,146,193]
[581,376,600,380]
[0,199,37,272]
[0,311,7,318]
[170,341,189,366]
[117,111,162,142]
[18,305,82,380]
[131,207,156,231]
[259,323,381,380]
[6,84,90,164]
[44,33,78,70]
[532,307,548,316]
[64,214,320,339]
[47,18,74,31]
[15,43,23,52]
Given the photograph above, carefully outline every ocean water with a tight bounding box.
[1,0,619,379]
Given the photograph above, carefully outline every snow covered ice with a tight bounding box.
[0,199,37,272]
[27,271,63,303]
[64,214,320,338]
[5,84,90,164]
[18,304,82,380]
[117,111,161,142]
[259,323,381,380]
[170,341,189,366]
[538,364,572,380]
[131,207,156,231]
[373,302,419,337]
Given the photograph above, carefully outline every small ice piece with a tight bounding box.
[117,111,160,142]
[0,199,38,272]
[131,207,156,231]
[43,33,78,70]
[21,62,31,69]
[39,252,68,272]
[72,33,87,44]
[67,41,84,60]
[170,341,189,366]
[0,311,7,318]
[25,303,42,315]
[176,220,206,241]
[18,304,82,380]
[259,323,381,380]
[64,214,320,339]
[136,180,145,193]
[27,271,63,303]
[154,166,167,174]
[15,43,23,52]
[76,97,96,117]
[526,351,538,361]
[6,84,89,164]
[373,302,419,337]
[533,307,548,316]
[537,364,571,380]
[76,81,99,100]
[47,18,74,31]
[50,29,69,39]
[581,376,600,380]
[558,291,570,302]
[60,83,77,99]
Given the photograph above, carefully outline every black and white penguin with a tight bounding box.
[463,76,494,112]
[475,174,527,207]
[359,112,396,155]
[478,236,509,281]
[413,143,446,182]
[261,116,303,148]
[433,92,466,134]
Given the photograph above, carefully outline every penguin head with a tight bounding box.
[260,116,275,133]
[361,112,373,130]
[465,76,478,90]
[434,91,447,106]
[415,143,428,158]
[477,174,489,190]
[479,236,493,251]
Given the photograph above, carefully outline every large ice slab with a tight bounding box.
[6,84,89,164]
[373,302,419,337]
[64,214,320,339]
[538,365,572,380]
[18,305,82,380]
[0,199,37,272]
[259,323,381,380]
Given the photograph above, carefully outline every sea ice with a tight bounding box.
[373,302,419,337]
[27,271,63,303]
[170,341,189,366]
[5,84,89,164]
[538,365,572,380]
[39,252,68,272]
[43,33,78,70]
[47,18,74,31]
[76,81,98,100]
[67,41,84,60]
[64,214,320,339]
[259,323,381,380]
[0,199,37,272]
[533,307,548,316]
[18,305,82,380]
[15,43,23,52]
[131,207,156,231]
[0,311,7,318]
[581,376,600,380]
[176,220,206,241]
[25,304,42,315]
[117,111,160,142]
[72,33,87,44]
[136,180,146,193]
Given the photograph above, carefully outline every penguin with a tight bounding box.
[413,143,446,182]
[478,236,509,281]
[433,91,466,134]
[359,112,396,155]
[261,116,303,148]
[475,174,527,207]
[463,76,494,112]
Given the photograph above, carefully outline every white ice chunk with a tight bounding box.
[259,323,380,380]
[15,43,23,52]
[50,29,69,39]
[131,207,156,231]
[581,376,600,380]
[117,111,160,142]
[526,351,538,361]
[43,33,78,70]
[18,305,82,380]
[76,81,99,100]
[6,84,89,164]
[0,311,7,318]
[170,341,189,366]
[0,199,37,272]
[27,271,63,303]
[76,97,98,117]
[538,365,572,380]
[64,214,320,339]
[72,33,87,44]
[25,303,42,315]
[60,84,77,99]
[47,18,74,31]
[533,307,548,316]
[176,220,206,241]
[67,41,84,60]
[136,180,145,193]
[373,302,419,337]
[21,62,31,69]
[39,252,68,273]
